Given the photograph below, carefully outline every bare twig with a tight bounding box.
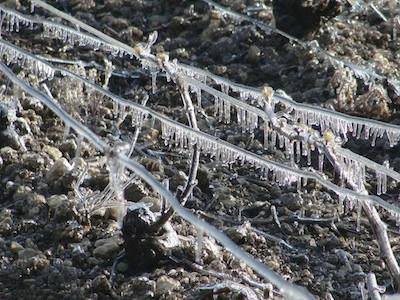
[367,273,383,300]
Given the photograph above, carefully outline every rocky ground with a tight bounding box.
[1,0,400,299]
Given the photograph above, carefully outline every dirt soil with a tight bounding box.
[1,0,400,299]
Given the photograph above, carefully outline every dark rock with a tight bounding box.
[272,0,343,38]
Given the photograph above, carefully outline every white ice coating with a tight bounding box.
[42,22,127,57]
[0,39,54,79]
[0,5,34,32]
[2,21,400,215]
[0,5,132,58]
[335,147,400,194]
[178,63,400,147]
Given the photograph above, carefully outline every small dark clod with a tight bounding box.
[272,0,343,38]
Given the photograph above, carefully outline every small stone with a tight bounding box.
[43,145,63,161]
[0,147,18,164]
[0,128,22,150]
[60,139,77,157]
[18,248,42,260]
[273,193,303,211]
[13,186,32,202]
[92,275,112,293]
[46,158,73,182]
[93,240,120,259]
[129,277,156,297]
[0,219,12,233]
[10,241,24,254]
[140,196,162,213]
[196,166,210,192]
[116,261,129,273]
[215,188,237,208]
[27,193,46,206]
[247,45,261,64]
[266,259,280,271]
[124,181,148,202]
[22,153,45,170]
[156,275,181,295]
[47,194,68,210]
[0,208,12,233]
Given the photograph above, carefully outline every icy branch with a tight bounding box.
[0,61,314,300]
[177,63,400,147]
[201,0,397,93]
[1,38,398,215]
[0,4,133,57]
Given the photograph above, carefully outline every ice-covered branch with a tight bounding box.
[1,37,398,215]
[201,0,399,93]
[0,61,314,300]
[177,63,400,147]
[0,4,133,57]
[12,1,399,149]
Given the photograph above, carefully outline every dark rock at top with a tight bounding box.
[272,0,343,38]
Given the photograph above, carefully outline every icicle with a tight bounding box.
[387,130,400,147]
[151,71,157,94]
[306,148,311,166]
[263,122,270,149]
[271,131,277,150]
[356,200,362,232]
[296,140,301,163]
[223,99,231,123]
[377,172,382,195]
[63,124,70,141]
[75,134,84,160]
[338,194,345,215]
[278,135,284,149]
[240,108,246,131]
[318,153,324,172]
[219,97,224,122]
[371,129,378,147]
[196,88,202,108]
[214,96,220,117]
[356,123,363,139]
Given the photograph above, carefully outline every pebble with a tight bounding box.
[93,238,120,259]
[46,194,68,210]
[10,241,24,254]
[43,145,63,161]
[247,45,261,64]
[46,158,73,182]
[124,181,148,202]
[155,275,181,295]
[0,128,22,150]
[0,147,18,164]
[60,139,78,157]
[273,193,303,211]
[92,274,112,293]
[22,153,45,170]
[140,196,162,213]
[0,209,13,234]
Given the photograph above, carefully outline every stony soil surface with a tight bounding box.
[1,0,400,299]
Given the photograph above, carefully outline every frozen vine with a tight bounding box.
[177,63,400,147]
[201,0,400,95]
[1,37,399,216]
[2,1,400,297]
[0,61,314,300]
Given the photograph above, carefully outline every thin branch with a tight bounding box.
[367,273,383,300]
